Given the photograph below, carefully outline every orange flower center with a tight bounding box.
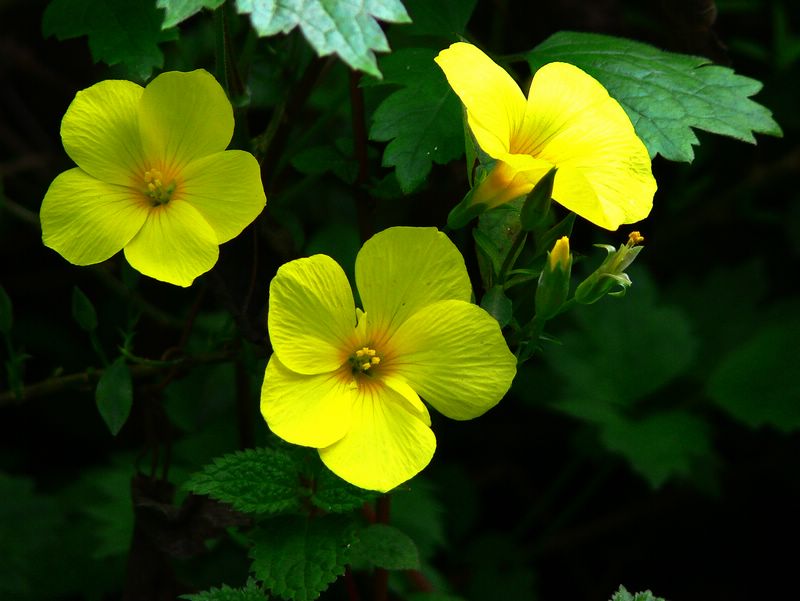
[349,345,382,376]
[143,168,176,206]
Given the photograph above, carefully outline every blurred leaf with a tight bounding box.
[611,585,667,601]
[235,0,410,77]
[480,286,512,327]
[527,31,782,162]
[185,447,301,514]
[181,579,264,601]
[0,285,11,334]
[350,524,420,570]
[462,532,537,601]
[708,319,800,432]
[95,357,133,436]
[78,460,136,558]
[42,0,177,79]
[291,140,358,184]
[71,286,98,332]
[599,411,713,488]
[249,514,357,601]
[157,0,224,28]
[309,461,377,513]
[370,48,463,192]
[402,0,477,38]
[391,479,445,560]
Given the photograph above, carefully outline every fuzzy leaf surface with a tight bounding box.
[157,0,225,28]
[527,31,782,162]
[42,0,177,79]
[611,585,667,601]
[250,515,357,601]
[350,523,420,570]
[235,0,410,77]
[370,47,463,192]
[182,579,265,601]
[185,447,301,514]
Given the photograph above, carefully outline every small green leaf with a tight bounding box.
[0,285,12,334]
[157,0,225,28]
[185,447,302,514]
[708,319,800,432]
[519,167,556,231]
[235,0,410,78]
[310,463,377,513]
[611,585,667,601]
[291,141,358,184]
[42,0,178,80]
[527,31,782,162]
[250,515,357,601]
[402,0,477,39]
[350,524,420,570]
[480,286,512,328]
[95,358,133,436]
[370,48,464,192]
[71,286,98,332]
[181,579,264,601]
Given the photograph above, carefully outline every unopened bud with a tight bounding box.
[574,232,645,305]
[535,236,572,320]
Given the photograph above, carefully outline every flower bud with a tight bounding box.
[574,231,644,305]
[535,236,572,319]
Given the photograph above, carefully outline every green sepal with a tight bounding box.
[519,166,557,231]
[447,190,490,229]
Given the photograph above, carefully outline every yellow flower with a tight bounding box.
[260,227,517,492]
[40,70,266,287]
[435,42,656,231]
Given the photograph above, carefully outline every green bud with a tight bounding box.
[575,231,645,305]
[520,167,557,231]
[535,236,572,320]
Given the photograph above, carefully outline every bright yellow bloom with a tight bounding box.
[261,227,517,492]
[41,70,266,287]
[435,42,656,231]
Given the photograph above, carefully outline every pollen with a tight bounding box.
[350,346,382,375]
[143,168,176,206]
[628,231,645,246]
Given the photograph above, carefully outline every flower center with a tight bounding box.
[349,346,382,376]
[143,169,176,206]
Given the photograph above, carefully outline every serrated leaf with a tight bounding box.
[599,411,712,488]
[42,0,177,80]
[480,286,512,327]
[186,447,302,514]
[0,285,12,334]
[250,515,357,601]
[611,585,667,601]
[310,463,377,513]
[370,47,464,192]
[235,0,410,77]
[350,523,420,570]
[181,579,265,601]
[526,31,782,162]
[708,319,800,432]
[95,357,133,436]
[71,286,98,332]
[157,0,225,28]
[402,0,477,39]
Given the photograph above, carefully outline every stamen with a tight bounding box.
[349,345,383,376]
[143,168,176,206]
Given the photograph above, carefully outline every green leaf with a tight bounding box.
[181,579,265,601]
[708,319,800,432]
[71,286,98,332]
[370,47,464,192]
[480,286,512,328]
[185,447,302,514]
[402,0,477,39]
[611,585,667,601]
[95,357,133,436]
[0,285,12,334]
[157,0,225,28]
[309,463,377,513]
[599,411,713,488]
[526,31,782,162]
[350,524,420,570]
[250,515,357,601]
[291,141,358,184]
[42,0,178,80]
[235,0,410,78]
[391,479,445,560]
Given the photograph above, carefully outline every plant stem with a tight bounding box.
[498,230,528,285]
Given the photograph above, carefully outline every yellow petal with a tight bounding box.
[180,150,266,243]
[469,156,554,210]
[514,62,656,229]
[261,354,354,448]
[382,375,431,427]
[319,383,436,492]
[389,299,516,420]
[123,199,218,287]
[60,79,146,186]
[268,255,357,375]
[435,42,526,158]
[41,168,149,265]
[355,227,471,343]
[138,70,234,172]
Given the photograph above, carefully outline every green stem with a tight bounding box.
[498,230,528,285]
